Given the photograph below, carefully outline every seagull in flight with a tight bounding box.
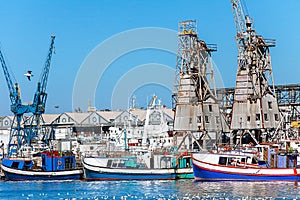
[24,70,33,81]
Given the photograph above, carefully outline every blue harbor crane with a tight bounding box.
[0,35,56,155]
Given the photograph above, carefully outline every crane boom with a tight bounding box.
[32,34,56,114]
[231,0,251,37]
[39,34,55,96]
[0,47,21,107]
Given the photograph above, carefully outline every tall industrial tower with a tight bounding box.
[230,0,281,144]
[173,20,224,151]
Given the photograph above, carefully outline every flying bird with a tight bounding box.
[24,70,33,81]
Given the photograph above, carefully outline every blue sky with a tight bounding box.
[0,0,299,116]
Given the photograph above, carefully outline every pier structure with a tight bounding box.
[172,20,226,151]
[217,84,300,139]
[275,84,300,125]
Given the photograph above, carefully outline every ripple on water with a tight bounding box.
[1,180,300,199]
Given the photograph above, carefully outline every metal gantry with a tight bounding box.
[275,84,300,128]
[230,0,281,144]
[217,84,300,140]
[173,20,225,151]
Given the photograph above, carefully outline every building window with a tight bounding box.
[189,118,192,124]
[268,102,272,109]
[274,114,279,121]
[264,114,268,121]
[197,116,201,123]
[216,116,220,124]
[209,105,213,112]
[247,116,250,122]
[205,116,209,123]
[256,114,260,121]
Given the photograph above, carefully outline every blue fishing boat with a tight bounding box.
[1,151,83,181]
[0,35,84,181]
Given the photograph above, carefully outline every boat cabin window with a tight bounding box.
[258,160,267,167]
[252,157,258,164]
[107,160,112,167]
[108,159,135,168]
[227,157,239,166]
[218,157,227,165]
[111,161,120,168]
[11,162,20,169]
[117,161,126,168]
[218,156,246,166]
[241,156,255,164]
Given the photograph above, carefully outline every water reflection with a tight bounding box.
[1,179,300,199]
[192,180,300,199]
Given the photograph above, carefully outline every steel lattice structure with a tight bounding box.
[173,20,226,151]
[218,84,300,129]
[230,0,281,144]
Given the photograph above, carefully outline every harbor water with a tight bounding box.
[1,179,300,200]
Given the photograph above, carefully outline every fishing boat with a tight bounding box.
[82,152,176,180]
[0,35,83,181]
[192,148,300,181]
[82,151,193,180]
[175,153,193,179]
[1,150,83,181]
[81,95,194,180]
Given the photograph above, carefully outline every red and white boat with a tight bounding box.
[192,150,300,181]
